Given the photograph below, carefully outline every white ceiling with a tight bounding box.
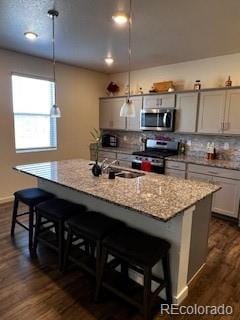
[0,0,240,74]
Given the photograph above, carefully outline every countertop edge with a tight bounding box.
[13,166,220,223]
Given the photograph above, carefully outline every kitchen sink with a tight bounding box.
[115,171,145,179]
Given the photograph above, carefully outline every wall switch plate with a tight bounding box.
[123,135,127,142]
[223,142,229,150]
[187,140,192,146]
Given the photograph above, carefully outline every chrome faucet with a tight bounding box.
[101,159,119,174]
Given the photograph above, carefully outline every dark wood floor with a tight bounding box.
[0,203,240,320]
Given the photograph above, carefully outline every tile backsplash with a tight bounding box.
[102,130,240,161]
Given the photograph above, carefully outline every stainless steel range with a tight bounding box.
[132,139,179,174]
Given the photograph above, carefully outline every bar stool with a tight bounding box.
[32,198,87,270]
[64,212,125,278]
[95,226,172,320]
[11,188,55,254]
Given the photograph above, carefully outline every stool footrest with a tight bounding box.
[102,267,167,312]
[68,245,96,276]
[16,211,30,217]
[16,220,29,231]
[37,230,59,252]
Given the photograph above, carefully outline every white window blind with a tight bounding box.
[12,75,57,152]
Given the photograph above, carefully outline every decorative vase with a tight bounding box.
[92,162,101,177]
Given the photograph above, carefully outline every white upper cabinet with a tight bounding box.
[197,90,226,134]
[143,94,175,109]
[99,98,126,130]
[224,89,240,134]
[175,92,198,132]
[126,96,142,131]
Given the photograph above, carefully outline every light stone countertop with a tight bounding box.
[166,155,240,171]
[14,159,220,222]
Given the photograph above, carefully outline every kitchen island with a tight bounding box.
[14,159,220,304]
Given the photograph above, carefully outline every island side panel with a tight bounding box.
[38,178,195,304]
[187,194,212,282]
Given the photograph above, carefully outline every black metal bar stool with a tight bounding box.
[64,212,125,279]
[32,198,87,270]
[11,188,55,254]
[95,226,172,320]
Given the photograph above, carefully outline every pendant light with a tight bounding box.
[120,0,135,118]
[48,9,61,118]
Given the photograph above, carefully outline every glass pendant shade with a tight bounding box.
[50,104,61,118]
[120,99,135,117]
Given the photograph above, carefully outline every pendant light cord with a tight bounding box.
[128,0,132,101]
[52,14,57,104]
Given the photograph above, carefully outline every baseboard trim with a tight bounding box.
[173,285,189,304]
[0,196,14,205]
[188,263,206,286]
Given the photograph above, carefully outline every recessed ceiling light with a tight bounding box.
[112,12,128,25]
[105,57,114,65]
[24,32,38,40]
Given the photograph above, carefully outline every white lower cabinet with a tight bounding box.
[187,172,212,183]
[212,177,240,218]
[165,160,186,178]
[187,164,240,219]
[117,152,134,168]
[165,168,186,179]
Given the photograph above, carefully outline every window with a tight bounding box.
[12,74,57,152]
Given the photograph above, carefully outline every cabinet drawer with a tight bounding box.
[98,151,117,161]
[117,152,134,162]
[188,164,240,180]
[165,161,186,171]
[118,160,132,168]
[165,168,186,179]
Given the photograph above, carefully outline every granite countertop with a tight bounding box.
[14,159,220,222]
[166,155,240,171]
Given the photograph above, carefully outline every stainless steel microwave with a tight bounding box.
[140,108,175,131]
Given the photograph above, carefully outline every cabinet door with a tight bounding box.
[175,92,198,132]
[212,177,240,218]
[165,168,186,179]
[187,172,213,183]
[99,98,126,129]
[99,99,113,129]
[143,94,175,109]
[126,96,142,131]
[224,89,240,134]
[197,91,226,133]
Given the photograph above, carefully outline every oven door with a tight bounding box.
[132,159,142,170]
[140,109,175,131]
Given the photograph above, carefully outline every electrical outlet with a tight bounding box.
[123,135,127,142]
[223,142,229,150]
[187,140,192,146]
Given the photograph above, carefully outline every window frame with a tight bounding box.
[11,73,58,153]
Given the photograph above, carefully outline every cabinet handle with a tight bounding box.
[207,170,218,175]
[160,98,162,105]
